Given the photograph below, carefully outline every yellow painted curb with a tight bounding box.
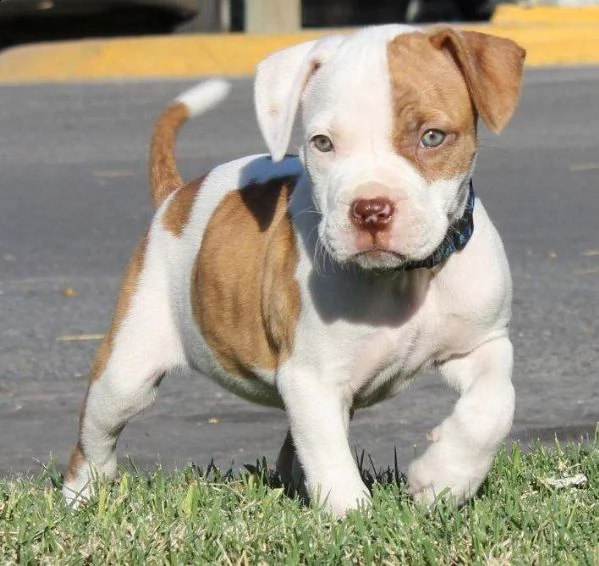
[0,20,598,84]
[493,4,599,24]
[0,32,331,84]
[466,22,599,65]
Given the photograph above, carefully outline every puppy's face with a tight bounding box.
[301,30,479,269]
[255,26,525,270]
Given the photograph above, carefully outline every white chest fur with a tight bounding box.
[284,177,512,408]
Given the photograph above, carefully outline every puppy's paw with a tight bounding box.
[62,479,93,509]
[311,479,371,518]
[407,443,491,507]
[62,456,96,508]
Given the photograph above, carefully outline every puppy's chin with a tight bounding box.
[321,238,406,271]
[350,248,406,271]
[333,239,446,271]
[321,228,444,272]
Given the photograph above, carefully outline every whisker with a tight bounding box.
[293,208,322,219]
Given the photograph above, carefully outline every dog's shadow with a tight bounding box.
[185,451,408,508]
[52,453,406,511]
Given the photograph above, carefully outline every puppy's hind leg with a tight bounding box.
[63,235,184,505]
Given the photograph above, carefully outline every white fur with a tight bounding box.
[64,25,516,518]
[255,35,346,162]
[176,79,231,118]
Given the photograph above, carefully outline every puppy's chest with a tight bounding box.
[295,274,445,402]
[358,309,446,396]
[348,326,429,403]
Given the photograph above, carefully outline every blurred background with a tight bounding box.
[0,0,509,48]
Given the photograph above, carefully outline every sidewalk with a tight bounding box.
[0,5,598,84]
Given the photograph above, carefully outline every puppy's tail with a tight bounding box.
[149,79,231,209]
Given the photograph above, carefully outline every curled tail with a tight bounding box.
[149,79,231,209]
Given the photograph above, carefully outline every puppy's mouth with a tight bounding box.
[353,246,403,259]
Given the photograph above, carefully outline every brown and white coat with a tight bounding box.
[64,24,525,517]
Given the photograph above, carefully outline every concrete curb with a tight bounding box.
[0,6,598,84]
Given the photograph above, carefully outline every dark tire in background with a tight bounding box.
[0,0,198,48]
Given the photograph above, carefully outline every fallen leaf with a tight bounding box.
[92,170,135,178]
[568,162,599,172]
[57,333,104,342]
[540,473,587,489]
[62,287,79,297]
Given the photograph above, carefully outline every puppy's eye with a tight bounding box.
[420,129,446,148]
[311,135,334,153]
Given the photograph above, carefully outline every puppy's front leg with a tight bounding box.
[278,368,369,517]
[408,337,514,505]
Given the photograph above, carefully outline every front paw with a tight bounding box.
[62,476,93,508]
[62,453,95,508]
[407,443,492,506]
[310,478,371,518]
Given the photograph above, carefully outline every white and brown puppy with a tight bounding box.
[64,24,525,517]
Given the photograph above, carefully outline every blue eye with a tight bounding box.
[420,129,446,148]
[311,135,334,152]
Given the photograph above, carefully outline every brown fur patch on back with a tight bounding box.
[162,174,206,236]
[387,32,477,182]
[191,176,301,379]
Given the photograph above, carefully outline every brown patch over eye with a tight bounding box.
[386,32,477,182]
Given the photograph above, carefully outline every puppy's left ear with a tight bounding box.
[429,28,526,134]
[255,35,344,162]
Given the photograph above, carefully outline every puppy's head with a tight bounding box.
[255,25,525,270]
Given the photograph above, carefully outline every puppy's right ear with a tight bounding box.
[255,35,344,162]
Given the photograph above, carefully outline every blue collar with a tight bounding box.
[402,181,475,271]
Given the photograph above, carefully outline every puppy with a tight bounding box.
[63,24,525,517]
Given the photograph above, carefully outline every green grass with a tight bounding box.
[1,438,598,565]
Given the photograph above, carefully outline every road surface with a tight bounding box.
[0,67,598,478]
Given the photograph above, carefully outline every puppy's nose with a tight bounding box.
[350,197,395,232]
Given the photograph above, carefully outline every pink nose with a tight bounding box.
[350,197,395,232]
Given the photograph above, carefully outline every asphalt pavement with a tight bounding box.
[0,67,598,478]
